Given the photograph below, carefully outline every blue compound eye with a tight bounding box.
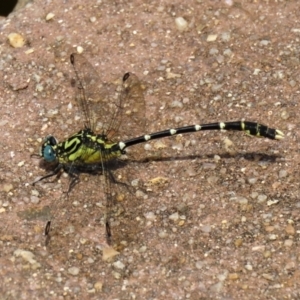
[43,145,56,162]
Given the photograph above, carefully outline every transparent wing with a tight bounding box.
[70,53,146,140]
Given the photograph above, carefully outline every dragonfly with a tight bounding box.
[34,53,284,245]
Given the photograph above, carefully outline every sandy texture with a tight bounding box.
[0,0,297,299]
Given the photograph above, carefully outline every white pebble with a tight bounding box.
[200,225,211,233]
[77,46,84,54]
[175,17,188,31]
[284,239,293,247]
[68,266,80,275]
[113,260,125,270]
[279,169,287,178]
[8,33,25,48]
[207,34,218,42]
[169,212,179,221]
[46,12,55,21]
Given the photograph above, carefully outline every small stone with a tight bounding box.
[237,197,248,204]
[284,239,293,247]
[207,176,218,184]
[248,177,257,185]
[3,184,13,192]
[285,224,295,235]
[46,12,55,21]
[94,281,103,291]
[268,234,277,240]
[267,199,280,206]
[77,46,84,54]
[262,273,274,281]
[175,17,188,31]
[144,211,156,220]
[159,230,168,238]
[30,196,40,204]
[207,34,218,42]
[68,266,80,275]
[113,271,121,279]
[112,260,125,270]
[279,169,287,178]
[102,246,119,261]
[280,110,290,120]
[234,238,243,247]
[228,273,239,280]
[195,261,204,269]
[257,194,267,203]
[139,246,147,253]
[263,250,272,258]
[265,226,274,232]
[200,225,211,233]
[260,40,270,46]
[14,249,41,269]
[169,212,179,221]
[18,161,25,167]
[221,32,231,42]
[90,16,97,23]
[8,33,25,48]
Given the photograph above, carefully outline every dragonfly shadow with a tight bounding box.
[135,151,282,164]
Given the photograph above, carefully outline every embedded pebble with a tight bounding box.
[200,225,211,233]
[68,266,80,275]
[237,197,248,204]
[77,46,84,54]
[144,211,156,220]
[207,176,218,184]
[14,249,41,268]
[260,40,270,46]
[195,261,205,269]
[175,17,188,31]
[262,273,274,281]
[234,238,243,247]
[169,212,179,221]
[113,260,125,270]
[3,184,13,192]
[228,273,239,280]
[131,179,139,187]
[36,84,44,92]
[268,234,277,240]
[267,199,279,206]
[31,189,39,196]
[8,33,25,48]
[209,48,219,55]
[257,194,267,203]
[45,12,55,21]
[221,32,231,42]
[280,110,290,120]
[139,246,147,253]
[158,230,168,238]
[248,178,257,185]
[279,169,287,178]
[113,271,121,279]
[223,48,232,56]
[94,281,103,291]
[250,192,258,199]
[102,246,119,261]
[30,196,40,204]
[284,239,293,247]
[285,224,295,235]
[207,34,218,42]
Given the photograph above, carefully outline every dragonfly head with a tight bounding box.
[40,135,58,162]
